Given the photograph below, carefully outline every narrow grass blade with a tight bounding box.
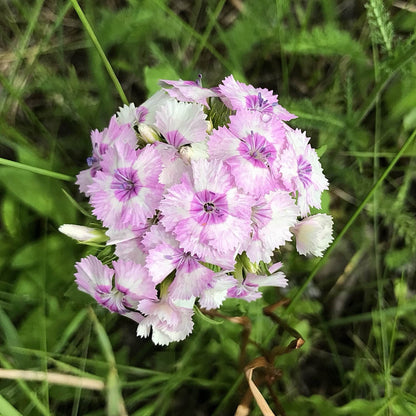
[0,158,74,182]
[0,352,52,416]
[70,0,129,105]
[0,394,24,416]
[89,309,127,416]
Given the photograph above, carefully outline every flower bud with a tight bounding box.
[291,214,333,257]
[58,224,108,244]
[206,119,213,134]
[137,123,160,144]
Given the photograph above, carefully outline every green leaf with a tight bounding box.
[0,395,24,416]
[1,196,22,239]
[0,168,76,225]
[144,64,179,96]
[194,306,224,326]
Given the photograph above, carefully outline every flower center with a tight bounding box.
[246,93,273,113]
[204,202,215,212]
[111,167,141,202]
[190,190,228,226]
[238,131,276,168]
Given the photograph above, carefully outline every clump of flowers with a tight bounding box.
[60,75,333,345]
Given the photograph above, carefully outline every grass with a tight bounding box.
[1,0,416,415]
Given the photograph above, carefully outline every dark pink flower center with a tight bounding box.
[238,131,276,168]
[111,167,141,202]
[245,93,274,114]
[190,189,228,225]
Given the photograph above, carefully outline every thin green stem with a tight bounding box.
[286,128,416,313]
[70,0,129,105]
[189,0,226,70]
[0,158,75,182]
[355,43,416,126]
[154,0,234,73]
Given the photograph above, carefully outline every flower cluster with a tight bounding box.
[62,75,333,345]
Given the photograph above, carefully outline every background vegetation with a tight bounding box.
[1,0,416,414]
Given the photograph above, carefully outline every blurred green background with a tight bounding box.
[1,0,416,415]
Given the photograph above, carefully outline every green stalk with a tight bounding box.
[286,128,416,313]
[0,158,75,182]
[70,0,129,106]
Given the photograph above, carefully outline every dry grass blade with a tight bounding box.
[205,300,305,415]
[0,368,104,390]
[242,357,277,416]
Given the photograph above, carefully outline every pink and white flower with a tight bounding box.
[244,191,299,263]
[160,159,252,265]
[76,116,137,195]
[69,74,333,346]
[209,110,286,197]
[291,213,334,256]
[228,263,288,302]
[217,75,296,121]
[137,297,195,345]
[88,143,164,230]
[160,75,218,107]
[75,255,156,322]
[280,128,329,216]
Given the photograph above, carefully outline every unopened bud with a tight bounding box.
[206,119,213,134]
[137,123,160,144]
[58,224,108,244]
[238,252,259,274]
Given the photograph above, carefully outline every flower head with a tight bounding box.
[68,74,333,346]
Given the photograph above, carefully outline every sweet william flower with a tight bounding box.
[159,159,253,265]
[208,110,286,197]
[198,272,237,310]
[291,213,334,256]
[76,115,137,195]
[137,297,195,345]
[279,128,329,217]
[74,255,157,322]
[154,100,210,187]
[244,191,299,263]
[67,74,333,346]
[217,74,296,121]
[159,74,218,107]
[144,224,214,300]
[88,143,164,230]
[228,263,288,302]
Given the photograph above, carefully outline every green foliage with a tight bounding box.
[283,25,366,60]
[0,0,416,415]
[365,0,394,53]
